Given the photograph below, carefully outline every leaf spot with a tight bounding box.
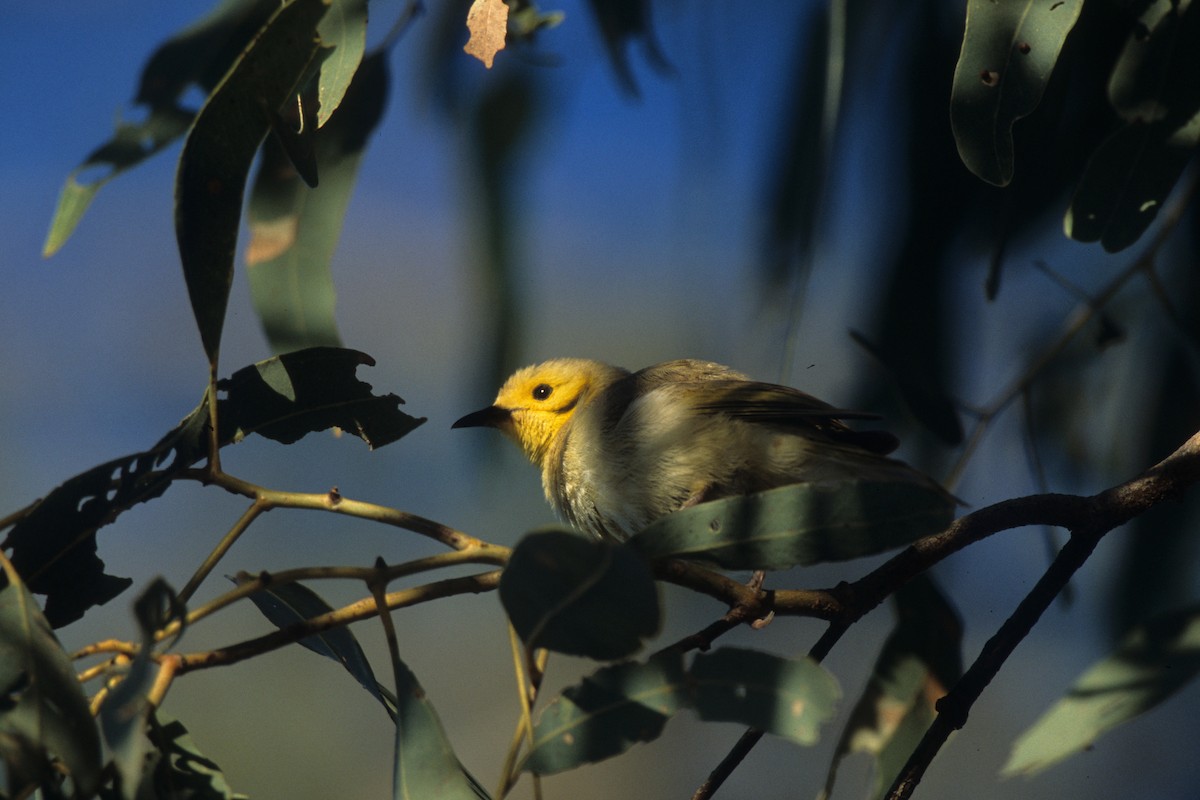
[1018,42,1031,55]
[562,732,575,746]
[791,699,805,717]
[980,69,1000,87]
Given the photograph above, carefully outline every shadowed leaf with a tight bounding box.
[501,530,660,660]
[143,713,248,799]
[3,347,424,627]
[630,480,955,571]
[1004,603,1200,776]
[522,652,686,774]
[850,329,963,445]
[951,0,1084,186]
[175,0,329,361]
[582,0,672,96]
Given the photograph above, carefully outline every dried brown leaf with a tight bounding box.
[464,0,509,69]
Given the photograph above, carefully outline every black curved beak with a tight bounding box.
[452,405,512,429]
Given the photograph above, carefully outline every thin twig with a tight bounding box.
[178,499,266,603]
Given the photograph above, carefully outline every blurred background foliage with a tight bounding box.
[5,0,1200,797]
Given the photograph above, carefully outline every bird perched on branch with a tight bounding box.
[453,358,948,542]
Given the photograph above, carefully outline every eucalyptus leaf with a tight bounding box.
[689,648,839,746]
[522,652,687,774]
[950,0,1084,186]
[175,0,328,361]
[500,530,660,660]
[630,479,955,571]
[316,0,369,127]
[233,573,397,719]
[143,713,248,800]
[0,562,102,796]
[1004,604,1200,776]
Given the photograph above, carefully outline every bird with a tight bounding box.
[453,358,948,542]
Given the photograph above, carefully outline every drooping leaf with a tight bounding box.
[43,0,280,258]
[232,573,397,719]
[950,0,1085,186]
[630,480,955,571]
[821,576,963,800]
[0,558,102,797]
[464,0,510,69]
[246,48,391,353]
[388,635,489,799]
[1004,603,1200,776]
[1063,118,1198,252]
[100,580,186,800]
[582,0,672,96]
[850,330,963,445]
[175,0,329,362]
[142,713,248,799]
[500,530,660,660]
[689,648,840,746]
[521,652,687,775]
[316,0,369,126]
[1107,0,1200,125]
[3,347,424,627]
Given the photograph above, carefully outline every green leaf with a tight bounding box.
[175,0,329,362]
[821,576,963,800]
[389,645,489,799]
[522,652,687,775]
[689,647,839,746]
[950,0,1085,186]
[3,347,423,627]
[500,531,661,660]
[1063,117,1198,252]
[245,49,391,353]
[0,560,102,796]
[1108,0,1200,125]
[232,573,397,719]
[630,480,955,571]
[316,0,369,127]
[100,580,186,800]
[1003,603,1200,777]
[143,713,248,799]
[43,0,280,258]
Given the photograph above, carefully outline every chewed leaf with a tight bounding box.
[501,531,660,660]
[175,0,328,361]
[464,0,509,69]
[950,0,1084,186]
[630,479,955,571]
[690,648,840,745]
[522,652,687,774]
[145,713,247,799]
[1004,604,1200,777]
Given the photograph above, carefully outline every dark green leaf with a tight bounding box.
[522,652,686,775]
[821,576,962,800]
[630,480,955,571]
[316,0,369,127]
[500,531,661,660]
[389,643,489,799]
[175,0,328,361]
[0,562,102,796]
[1004,603,1200,776]
[245,50,391,353]
[1064,119,1196,252]
[232,573,397,719]
[100,580,185,800]
[582,0,672,96]
[1108,0,1200,126]
[950,0,1084,186]
[4,347,423,627]
[142,713,248,799]
[689,647,839,746]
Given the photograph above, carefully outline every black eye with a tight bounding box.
[532,383,553,401]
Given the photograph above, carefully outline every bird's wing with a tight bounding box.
[688,380,900,455]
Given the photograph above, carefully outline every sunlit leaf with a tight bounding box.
[100,580,186,800]
[690,648,839,745]
[951,0,1085,186]
[175,0,329,361]
[3,347,423,627]
[1004,604,1200,777]
[246,49,391,353]
[522,652,686,774]
[630,480,955,571]
[0,559,102,796]
[233,573,397,719]
[500,530,660,660]
[821,576,962,800]
[316,0,369,126]
[464,0,509,69]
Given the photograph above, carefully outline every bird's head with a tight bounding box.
[453,358,625,466]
